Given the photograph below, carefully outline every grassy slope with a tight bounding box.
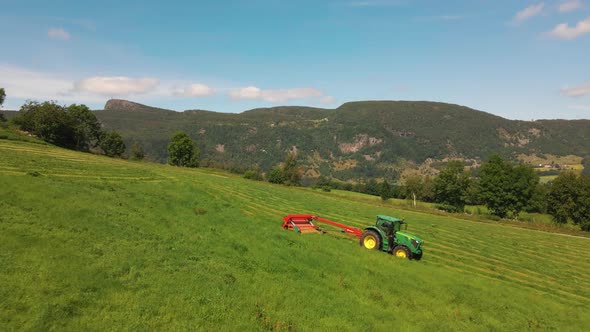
[1,138,590,330]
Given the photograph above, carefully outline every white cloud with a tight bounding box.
[47,27,70,40]
[559,0,585,12]
[174,83,215,97]
[568,104,590,111]
[0,64,227,109]
[73,76,159,96]
[230,86,262,100]
[229,86,324,103]
[514,3,545,23]
[548,16,590,39]
[0,64,78,101]
[561,82,590,97]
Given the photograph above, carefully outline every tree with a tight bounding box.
[67,104,102,151]
[12,101,102,150]
[404,175,425,207]
[312,176,332,191]
[131,141,145,160]
[13,101,75,147]
[583,157,590,176]
[378,180,392,201]
[547,172,590,231]
[365,179,379,196]
[167,131,199,167]
[0,88,5,123]
[267,167,286,184]
[433,161,471,212]
[525,183,550,214]
[479,155,538,218]
[282,152,301,186]
[267,152,301,186]
[421,176,435,202]
[99,131,126,157]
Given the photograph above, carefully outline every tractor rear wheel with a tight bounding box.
[393,245,411,260]
[360,230,381,250]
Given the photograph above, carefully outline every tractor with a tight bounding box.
[281,214,424,260]
[359,215,423,260]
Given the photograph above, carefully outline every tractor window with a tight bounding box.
[381,222,392,230]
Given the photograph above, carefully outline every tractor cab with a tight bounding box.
[376,215,406,233]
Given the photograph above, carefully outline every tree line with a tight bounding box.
[1,91,149,160]
[304,157,590,231]
[1,93,199,165]
[5,100,127,157]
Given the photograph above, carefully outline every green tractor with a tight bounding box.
[359,215,423,260]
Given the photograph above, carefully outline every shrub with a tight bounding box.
[167,131,199,167]
[435,204,463,213]
[99,131,126,157]
[243,168,263,181]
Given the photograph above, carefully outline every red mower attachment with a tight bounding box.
[282,214,363,237]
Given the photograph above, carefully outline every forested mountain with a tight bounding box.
[44,99,590,181]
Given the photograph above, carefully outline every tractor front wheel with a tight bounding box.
[360,230,381,251]
[393,245,411,260]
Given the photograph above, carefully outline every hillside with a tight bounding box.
[95,99,590,181]
[1,137,590,330]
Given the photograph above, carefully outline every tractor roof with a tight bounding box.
[377,215,403,223]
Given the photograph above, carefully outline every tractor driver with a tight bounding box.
[382,221,396,252]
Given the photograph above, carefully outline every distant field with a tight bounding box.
[517,153,583,166]
[1,138,590,330]
[540,175,559,183]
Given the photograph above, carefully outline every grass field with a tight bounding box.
[1,138,590,330]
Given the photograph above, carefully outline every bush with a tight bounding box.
[433,161,471,211]
[243,168,263,181]
[167,131,199,167]
[131,142,145,160]
[435,204,463,213]
[267,152,301,186]
[267,167,286,184]
[99,131,126,157]
[547,172,590,231]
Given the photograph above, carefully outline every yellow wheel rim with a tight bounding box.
[363,236,376,249]
[395,249,407,258]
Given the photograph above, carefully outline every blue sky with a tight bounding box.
[0,0,589,119]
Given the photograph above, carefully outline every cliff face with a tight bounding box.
[104,99,150,112]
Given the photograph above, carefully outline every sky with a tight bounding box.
[0,0,589,120]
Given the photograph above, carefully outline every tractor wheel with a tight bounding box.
[413,252,423,261]
[393,245,411,260]
[360,230,381,250]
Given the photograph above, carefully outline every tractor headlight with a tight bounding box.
[411,239,419,248]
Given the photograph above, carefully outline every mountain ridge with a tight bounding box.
[94,99,590,182]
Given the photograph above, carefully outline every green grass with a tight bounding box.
[1,139,590,330]
[540,175,559,183]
